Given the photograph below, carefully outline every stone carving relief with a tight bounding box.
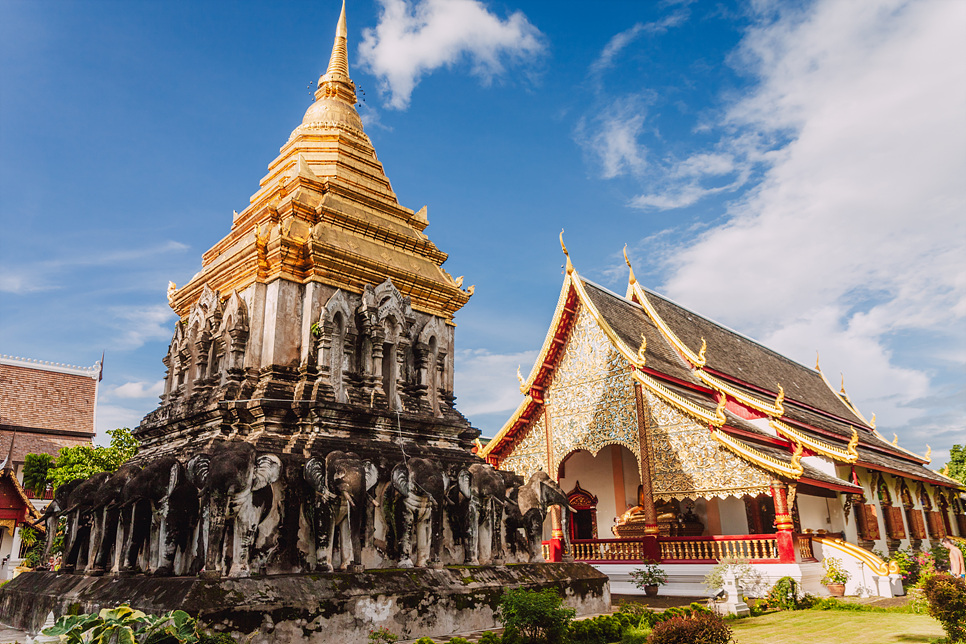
[544,309,641,479]
[162,287,248,403]
[44,440,557,578]
[642,389,773,502]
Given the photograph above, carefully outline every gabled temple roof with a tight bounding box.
[485,248,961,492]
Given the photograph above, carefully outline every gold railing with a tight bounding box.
[659,536,778,561]
[797,535,815,560]
[571,539,650,562]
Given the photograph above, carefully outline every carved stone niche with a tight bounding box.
[315,289,354,403]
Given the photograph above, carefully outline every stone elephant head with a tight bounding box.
[515,470,574,563]
[60,471,112,572]
[86,462,142,575]
[390,457,449,568]
[457,462,506,565]
[30,478,83,571]
[304,451,378,571]
[187,441,283,578]
[118,456,197,576]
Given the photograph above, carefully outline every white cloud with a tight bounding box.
[0,241,188,294]
[575,96,650,179]
[358,0,545,109]
[590,11,690,75]
[454,348,537,418]
[101,379,165,402]
[108,305,177,350]
[653,0,966,433]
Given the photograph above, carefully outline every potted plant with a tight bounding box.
[630,561,668,597]
[821,557,851,597]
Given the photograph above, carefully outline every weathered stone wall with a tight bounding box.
[0,564,610,642]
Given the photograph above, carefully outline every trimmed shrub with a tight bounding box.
[568,619,603,644]
[477,633,500,644]
[923,573,966,642]
[413,639,435,644]
[445,638,471,644]
[620,625,650,644]
[497,588,575,644]
[764,576,801,611]
[647,612,733,644]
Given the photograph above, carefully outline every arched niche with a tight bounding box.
[566,481,599,541]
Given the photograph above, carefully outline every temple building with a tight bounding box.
[0,354,100,579]
[481,239,965,597]
[138,1,478,467]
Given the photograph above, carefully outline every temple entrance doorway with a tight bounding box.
[557,445,641,539]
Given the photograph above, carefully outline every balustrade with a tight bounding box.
[797,535,815,560]
[569,535,783,563]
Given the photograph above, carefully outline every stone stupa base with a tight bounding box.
[0,563,609,643]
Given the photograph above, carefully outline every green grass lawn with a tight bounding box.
[729,610,945,644]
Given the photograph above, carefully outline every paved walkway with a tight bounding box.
[0,624,30,644]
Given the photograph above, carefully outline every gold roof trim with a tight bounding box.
[710,428,804,479]
[694,370,784,417]
[815,364,872,427]
[811,536,899,575]
[632,370,725,428]
[519,269,574,394]
[571,273,644,370]
[771,419,858,463]
[627,277,707,368]
[480,394,535,459]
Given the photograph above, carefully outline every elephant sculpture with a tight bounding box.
[390,457,449,568]
[60,472,113,572]
[458,462,506,565]
[118,456,198,576]
[515,471,574,563]
[304,451,378,571]
[187,441,283,578]
[86,463,142,575]
[29,478,83,570]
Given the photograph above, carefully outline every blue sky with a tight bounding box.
[1,0,963,468]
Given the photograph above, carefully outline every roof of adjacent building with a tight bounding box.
[0,355,99,439]
[484,253,961,492]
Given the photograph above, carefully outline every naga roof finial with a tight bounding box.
[697,338,707,365]
[560,229,573,275]
[924,445,931,464]
[774,384,785,415]
[623,244,637,285]
[840,373,847,394]
[870,413,876,429]
[637,333,647,365]
[847,427,859,461]
[815,351,821,371]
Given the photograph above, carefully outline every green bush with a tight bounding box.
[764,576,801,611]
[568,619,602,644]
[497,588,575,644]
[923,573,966,642]
[477,633,500,644]
[413,638,435,644]
[43,606,202,644]
[445,638,470,644]
[620,625,650,644]
[198,634,237,644]
[646,612,733,644]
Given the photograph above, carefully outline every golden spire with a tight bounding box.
[560,229,573,275]
[314,0,357,104]
[623,245,636,285]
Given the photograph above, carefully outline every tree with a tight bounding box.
[22,452,54,494]
[942,444,965,485]
[47,428,139,490]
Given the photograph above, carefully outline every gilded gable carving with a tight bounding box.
[545,309,641,479]
[642,389,773,501]
[500,413,547,481]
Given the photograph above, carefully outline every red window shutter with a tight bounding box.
[884,506,905,539]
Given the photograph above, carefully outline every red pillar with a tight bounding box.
[634,383,662,562]
[771,480,797,563]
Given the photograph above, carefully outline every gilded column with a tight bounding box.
[634,382,661,561]
[771,479,797,563]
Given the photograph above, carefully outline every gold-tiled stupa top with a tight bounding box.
[168,1,472,323]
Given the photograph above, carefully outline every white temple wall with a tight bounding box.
[717,496,749,535]
[557,447,628,539]
[797,494,835,532]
